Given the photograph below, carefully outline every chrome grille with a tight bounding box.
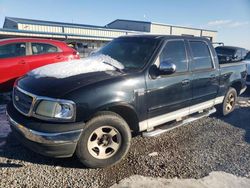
[13,87,34,115]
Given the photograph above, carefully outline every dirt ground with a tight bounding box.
[0,91,249,188]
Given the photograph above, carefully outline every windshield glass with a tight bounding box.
[95,37,159,70]
[215,47,236,56]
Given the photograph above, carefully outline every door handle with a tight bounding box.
[18,60,26,65]
[181,79,190,86]
[56,55,63,60]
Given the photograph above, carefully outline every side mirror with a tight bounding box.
[159,61,176,75]
[149,61,176,79]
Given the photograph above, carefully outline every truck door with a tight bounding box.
[188,40,219,107]
[145,39,192,129]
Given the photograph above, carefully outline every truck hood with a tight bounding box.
[17,54,126,98]
[18,70,124,98]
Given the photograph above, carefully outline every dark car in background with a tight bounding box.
[215,46,248,64]
[0,38,80,92]
[67,42,96,58]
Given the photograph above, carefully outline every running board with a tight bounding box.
[142,107,216,137]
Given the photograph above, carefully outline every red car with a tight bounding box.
[0,38,80,92]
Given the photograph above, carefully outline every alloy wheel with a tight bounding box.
[225,93,235,112]
[87,126,121,159]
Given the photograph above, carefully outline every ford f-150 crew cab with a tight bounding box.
[7,35,247,168]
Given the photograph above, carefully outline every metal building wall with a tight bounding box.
[16,23,136,40]
[150,23,216,41]
[108,20,217,41]
[150,24,171,34]
[107,20,151,32]
[18,23,63,33]
[201,30,217,41]
[171,27,201,36]
[64,27,129,38]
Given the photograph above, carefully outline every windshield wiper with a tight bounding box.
[102,61,124,73]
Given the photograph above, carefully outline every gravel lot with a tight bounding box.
[0,91,250,188]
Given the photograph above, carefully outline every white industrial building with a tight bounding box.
[0,17,217,56]
[107,19,217,41]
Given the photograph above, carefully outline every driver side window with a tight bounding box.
[159,40,188,73]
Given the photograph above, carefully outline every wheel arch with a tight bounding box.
[230,80,242,95]
[98,103,140,133]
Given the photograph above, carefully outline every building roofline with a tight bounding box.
[151,22,217,32]
[5,16,105,29]
[4,17,145,34]
[0,28,115,40]
[106,19,151,26]
[106,19,217,33]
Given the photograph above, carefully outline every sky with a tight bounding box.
[0,0,249,49]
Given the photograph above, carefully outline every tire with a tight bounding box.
[217,87,237,116]
[76,111,131,168]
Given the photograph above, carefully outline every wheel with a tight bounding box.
[218,87,237,116]
[76,111,131,168]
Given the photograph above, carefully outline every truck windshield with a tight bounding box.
[95,37,159,70]
[215,47,236,56]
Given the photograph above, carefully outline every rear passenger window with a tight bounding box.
[0,43,26,58]
[160,40,188,73]
[32,43,58,55]
[190,41,213,70]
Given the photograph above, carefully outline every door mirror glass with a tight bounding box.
[159,61,176,75]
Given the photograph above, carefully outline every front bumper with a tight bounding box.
[7,103,84,158]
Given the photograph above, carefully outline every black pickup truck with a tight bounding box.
[7,35,247,168]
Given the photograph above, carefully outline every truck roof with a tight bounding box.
[119,34,211,42]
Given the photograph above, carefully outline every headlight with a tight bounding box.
[35,100,75,120]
